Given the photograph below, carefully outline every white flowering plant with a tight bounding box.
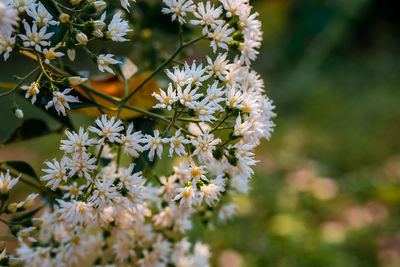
[0,0,275,265]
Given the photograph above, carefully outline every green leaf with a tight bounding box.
[2,119,51,144]
[3,161,39,180]
[10,206,42,223]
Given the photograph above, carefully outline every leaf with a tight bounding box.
[4,161,39,180]
[3,119,51,144]
[10,206,42,223]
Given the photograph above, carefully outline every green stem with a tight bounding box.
[0,66,40,97]
[210,112,230,133]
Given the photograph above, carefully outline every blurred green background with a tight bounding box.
[1,0,400,266]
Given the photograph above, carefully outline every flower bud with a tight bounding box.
[59,13,70,23]
[69,76,87,85]
[70,0,81,5]
[6,203,18,213]
[67,49,76,61]
[76,32,88,45]
[92,29,103,38]
[93,1,106,12]
[85,0,106,13]
[93,20,106,31]
[14,108,23,119]
[23,199,34,209]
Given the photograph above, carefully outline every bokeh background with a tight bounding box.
[1,0,400,266]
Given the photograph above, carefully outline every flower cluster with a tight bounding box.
[0,0,275,265]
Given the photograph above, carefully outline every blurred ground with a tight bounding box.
[1,0,400,266]
[198,1,400,266]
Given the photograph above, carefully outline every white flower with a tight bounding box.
[174,185,195,207]
[199,183,222,206]
[89,179,120,209]
[166,66,191,88]
[42,47,64,64]
[120,123,146,157]
[218,203,236,222]
[0,1,18,37]
[9,0,35,13]
[0,170,19,194]
[142,130,168,161]
[19,20,54,52]
[41,158,69,190]
[88,114,124,143]
[22,193,39,209]
[106,11,132,42]
[233,114,253,137]
[162,0,195,24]
[206,53,229,81]
[167,129,190,156]
[194,99,217,122]
[226,87,245,109]
[45,88,80,116]
[21,82,39,104]
[205,81,225,110]
[208,23,234,53]
[184,61,208,87]
[239,38,260,65]
[57,199,93,225]
[17,226,37,243]
[153,205,175,228]
[66,152,97,180]
[26,2,58,27]
[234,142,256,176]
[192,131,221,161]
[185,163,208,185]
[192,242,211,266]
[158,174,178,200]
[190,2,224,35]
[120,0,135,12]
[177,84,202,109]
[61,182,85,200]
[0,33,15,61]
[152,83,177,110]
[97,54,121,74]
[219,0,247,18]
[60,127,96,154]
[117,164,145,197]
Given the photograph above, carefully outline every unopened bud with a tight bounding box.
[93,20,106,31]
[23,199,34,209]
[6,203,18,213]
[76,32,88,45]
[92,29,103,38]
[85,0,106,13]
[69,76,87,85]
[93,1,106,12]
[59,13,70,23]
[67,49,76,61]
[14,108,23,119]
